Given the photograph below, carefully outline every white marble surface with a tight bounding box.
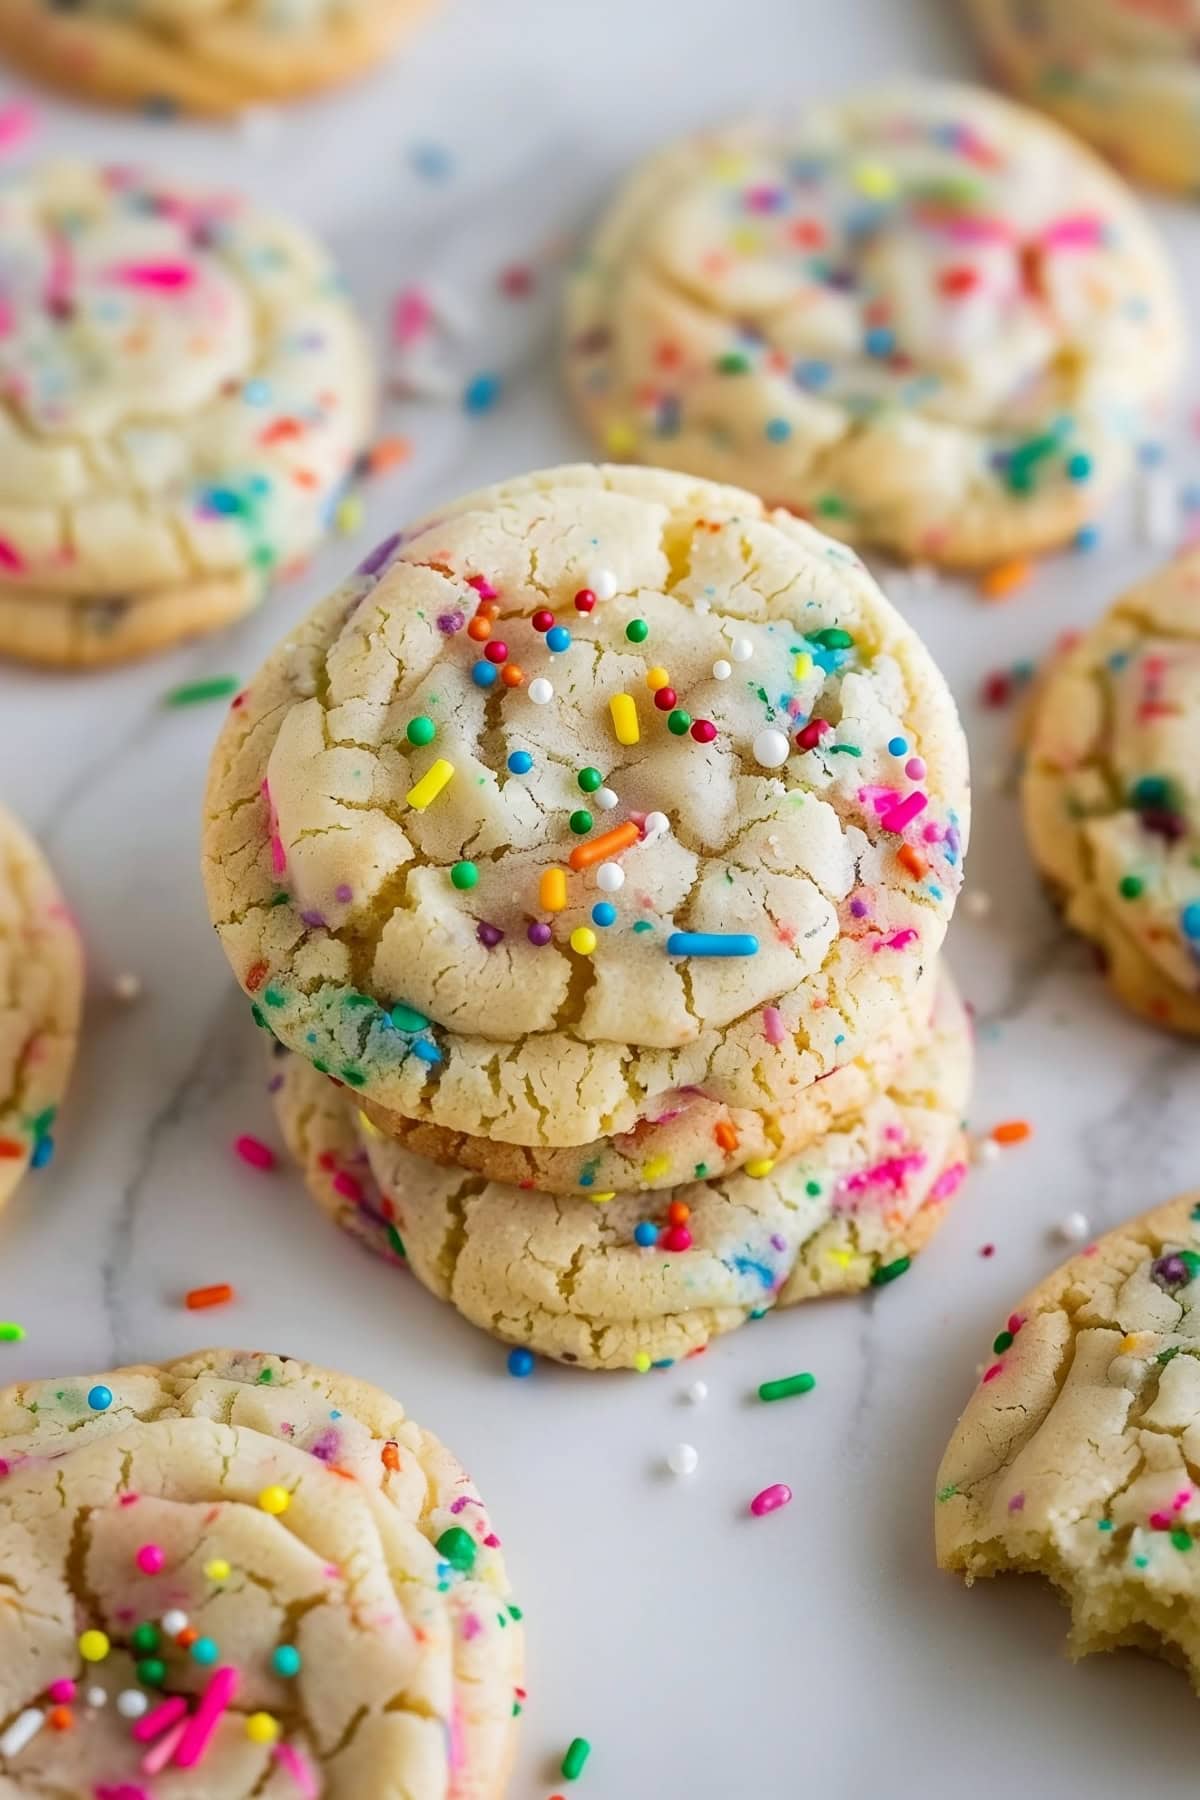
[2,0,1200,1793]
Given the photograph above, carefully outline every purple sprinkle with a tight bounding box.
[437,610,466,635]
[850,897,868,918]
[267,1074,284,1094]
[527,921,552,946]
[770,1233,787,1252]
[357,531,403,577]
[335,884,353,903]
[309,1428,341,1463]
[477,922,505,949]
[300,909,326,929]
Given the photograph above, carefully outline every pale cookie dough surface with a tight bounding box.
[0,0,434,115]
[1023,549,1200,1034]
[270,965,972,1371]
[935,1192,1200,1695]
[0,803,82,1209]
[0,1349,522,1798]
[0,162,372,667]
[203,463,970,1165]
[565,82,1183,567]
[965,0,1200,194]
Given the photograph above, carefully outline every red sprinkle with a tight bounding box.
[185,1284,234,1311]
[234,1135,275,1171]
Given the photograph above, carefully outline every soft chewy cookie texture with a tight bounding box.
[0,803,83,1210]
[0,1349,522,1797]
[203,464,969,1184]
[0,0,435,115]
[1023,549,1200,1035]
[965,0,1200,194]
[565,82,1183,567]
[0,162,372,668]
[937,1193,1200,1696]
[271,964,972,1372]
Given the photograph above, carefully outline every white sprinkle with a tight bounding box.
[963,891,992,920]
[693,597,711,615]
[85,1687,107,1709]
[0,1709,45,1758]
[667,1442,699,1477]
[161,1609,188,1637]
[111,971,142,1003]
[711,658,732,681]
[730,637,754,663]
[686,1380,708,1404]
[1137,470,1177,548]
[528,678,554,705]
[594,787,619,811]
[1057,1210,1090,1243]
[973,1137,1001,1165]
[596,863,625,893]
[591,569,618,601]
[753,728,791,769]
[117,1690,149,1720]
[641,811,670,845]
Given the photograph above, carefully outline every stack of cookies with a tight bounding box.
[202,462,974,1371]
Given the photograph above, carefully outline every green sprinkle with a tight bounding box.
[1097,1518,1113,1531]
[816,495,848,518]
[0,1323,25,1342]
[507,1603,523,1621]
[625,619,649,643]
[435,1526,477,1572]
[577,767,604,793]
[164,675,240,707]
[561,1737,591,1781]
[250,1004,267,1030]
[1130,774,1173,811]
[386,1225,407,1259]
[339,1066,366,1087]
[1172,1529,1193,1552]
[716,352,750,375]
[666,709,691,735]
[992,1330,1014,1354]
[1119,874,1144,899]
[569,810,594,835]
[828,743,861,756]
[131,1623,160,1655]
[804,1179,821,1196]
[632,920,654,933]
[389,1004,429,1033]
[1133,1554,1149,1569]
[1158,1345,1180,1365]
[257,1367,274,1383]
[813,628,853,649]
[871,1256,911,1287]
[936,1483,958,1503]
[693,1163,708,1179]
[450,861,478,890]
[406,715,436,746]
[136,1658,166,1688]
[758,1372,816,1403]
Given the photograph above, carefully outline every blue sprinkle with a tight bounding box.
[545,625,571,652]
[634,1222,658,1247]
[887,736,907,756]
[507,750,533,775]
[1138,441,1165,469]
[1182,902,1200,939]
[30,1135,54,1170]
[409,141,454,181]
[472,660,498,688]
[591,902,617,928]
[411,1038,442,1064]
[463,372,502,414]
[730,1254,775,1290]
[765,417,791,442]
[507,1347,535,1378]
[667,931,758,958]
[864,326,895,358]
[87,1385,113,1412]
[242,379,271,405]
[794,359,832,389]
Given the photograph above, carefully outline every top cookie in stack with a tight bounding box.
[203,463,969,1204]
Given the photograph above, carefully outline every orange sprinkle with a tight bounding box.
[979,558,1032,601]
[992,1119,1032,1145]
[291,468,319,490]
[185,1283,234,1311]
[897,844,928,880]
[0,1138,23,1159]
[467,616,491,642]
[666,1200,691,1226]
[714,1120,739,1153]
[367,435,411,474]
[47,1708,72,1732]
[177,1627,200,1649]
[500,664,524,688]
[245,959,268,993]
[568,820,640,872]
[381,1441,401,1472]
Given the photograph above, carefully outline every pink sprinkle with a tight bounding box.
[840,1151,926,1198]
[135,1543,165,1574]
[1040,213,1104,250]
[982,1361,1004,1384]
[879,791,928,834]
[873,927,919,953]
[173,1666,238,1769]
[108,262,195,290]
[904,757,926,780]
[270,834,287,876]
[332,1170,363,1203]
[466,573,498,600]
[0,101,37,152]
[235,1135,275,1172]
[142,1718,188,1776]
[274,1742,319,1798]
[930,1160,968,1202]
[762,1006,786,1046]
[47,1678,76,1704]
[391,286,433,346]
[1007,1492,1025,1513]
[461,1612,482,1640]
[1150,1509,1172,1531]
[1175,1489,1193,1510]
[0,536,25,573]
[96,1787,151,1800]
[749,1483,792,1518]
[132,1696,188,1744]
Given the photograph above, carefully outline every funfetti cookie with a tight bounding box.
[964,0,1200,194]
[0,803,82,1209]
[937,1193,1200,1696]
[565,82,1183,568]
[0,0,435,116]
[0,1349,522,1796]
[202,464,970,1187]
[1023,549,1200,1035]
[0,163,372,668]
[272,964,972,1372]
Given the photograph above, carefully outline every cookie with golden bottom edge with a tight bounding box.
[1023,549,1200,1035]
[271,966,972,1372]
[0,803,82,1207]
[565,82,1182,568]
[0,0,435,116]
[964,0,1200,194]
[0,162,372,668]
[203,464,969,1187]
[0,1349,522,1796]
[936,1193,1200,1695]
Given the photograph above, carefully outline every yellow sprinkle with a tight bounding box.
[609,692,640,746]
[358,1110,381,1139]
[633,1352,652,1373]
[730,226,763,256]
[204,1558,231,1582]
[588,1191,616,1204]
[258,1485,290,1516]
[745,1158,775,1178]
[406,758,455,811]
[1118,1333,1146,1354]
[851,158,898,199]
[604,421,638,457]
[540,868,567,912]
[645,666,670,692]
[335,494,364,536]
[570,926,597,956]
[245,1713,281,1746]
[793,652,814,681]
[713,151,747,182]
[827,1249,854,1268]
[641,1155,671,1182]
[78,1630,110,1662]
